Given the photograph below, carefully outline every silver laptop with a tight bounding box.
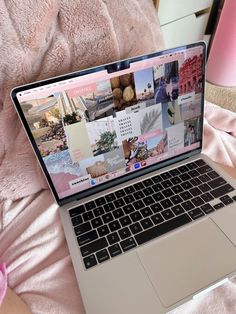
[11,42,236,314]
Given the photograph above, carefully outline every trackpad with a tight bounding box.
[138,219,236,307]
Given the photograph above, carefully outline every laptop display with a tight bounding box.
[12,43,205,203]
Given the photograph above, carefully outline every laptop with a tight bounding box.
[11,42,236,314]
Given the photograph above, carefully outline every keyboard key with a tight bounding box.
[170,195,183,205]
[134,181,145,191]
[162,188,174,198]
[143,196,155,206]
[102,213,114,223]
[162,209,175,220]
[140,218,153,229]
[141,207,153,217]
[143,178,154,187]
[93,206,105,217]
[160,172,171,180]
[85,201,96,211]
[130,211,142,222]
[74,222,92,236]
[120,216,132,227]
[208,171,219,179]
[96,249,110,263]
[201,192,214,203]
[123,204,135,215]
[182,200,194,211]
[152,175,162,183]
[120,237,137,252]
[199,183,211,193]
[172,205,185,216]
[104,202,115,212]
[170,176,182,185]
[195,159,206,167]
[130,222,142,234]
[71,215,83,227]
[233,196,236,201]
[199,174,211,183]
[152,184,163,192]
[188,208,205,220]
[115,190,125,198]
[169,168,181,176]
[180,191,192,200]
[143,187,154,196]
[114,198,125,208]
[191,197,204,207]
[118,227,131,240]
[107,232,120,245]
[160,199,173,209]
[189,187,202,197]
[80,237,108,257]
[135,214,192,245]
[161,180,173,189]
[186,162,196,170]
[78,230,98,246]
[108,220,121,232]
[133,200,145,210]
[105,193,116,202]
[201,203,214,214]
[153,192,164,202]
[83,211,94,221]
[208,177,227,189]
[133,191,145,200]
[150,213,164,225]
[220,195,234,205]
[172,185,184,194]
[178,165,189,173]
[108,244,122,257]
[211,184,234,198]
[198,164,213,174]
[83,254,97,269]
[214,202,224,210]
[188,170,200,178]
[190,177,202,186]
[124,185,135,194]
[69,205,85,217]
[113,208,125,219]
[91,217,103,228]
[95,197,106,206]
[124,194,135,204]
[180,173,191,181]
[181,181,193,190]
[97,225,110,237]
[150,203,163,213]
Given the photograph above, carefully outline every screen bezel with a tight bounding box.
[11,41,206,206]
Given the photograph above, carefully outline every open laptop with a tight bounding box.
[11,42,236,314]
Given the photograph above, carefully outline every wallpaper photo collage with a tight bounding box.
[20,53,203,193]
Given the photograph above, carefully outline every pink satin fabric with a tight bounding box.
[0,263,7,305]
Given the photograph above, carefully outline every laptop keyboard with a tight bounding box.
[69,159,236,269]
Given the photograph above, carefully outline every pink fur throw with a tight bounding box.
[0,0,164,201]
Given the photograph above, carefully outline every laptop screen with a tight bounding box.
[13,42,205,203]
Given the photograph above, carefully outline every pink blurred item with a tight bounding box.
[206,0,236,86]
[0,263,7,305]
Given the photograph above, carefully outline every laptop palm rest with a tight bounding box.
[138,218,236,307]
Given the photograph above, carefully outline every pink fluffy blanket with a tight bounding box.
[0,1,236,313]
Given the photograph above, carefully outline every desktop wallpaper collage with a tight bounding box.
[20,50,203,198]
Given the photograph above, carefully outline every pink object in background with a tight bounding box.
[206,0,236,87]
[0,263,7,305]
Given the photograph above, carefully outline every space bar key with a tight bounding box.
[135,214,192,245]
